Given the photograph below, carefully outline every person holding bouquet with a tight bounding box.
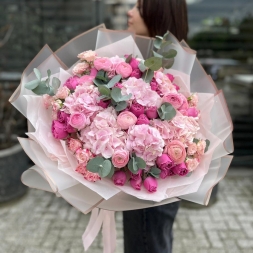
[123,1,188,253]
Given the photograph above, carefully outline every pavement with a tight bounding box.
[0,167,253,253]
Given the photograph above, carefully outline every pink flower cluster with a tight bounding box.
[43,50,206,193]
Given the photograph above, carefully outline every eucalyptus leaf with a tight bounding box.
[161,40,172,49]
[138,61,147,72]
[163,58,175,69]
[153,51,163,58]
[144,57,162,71]
[48,86,55,96]
[163,49,177,59]
[128,157,139,174]
[96,70,107,82]
[93,78,105,86]
[150,166,161,175]
[135,156,146,169]
[98,85,111,97]
[106,75,122,89]
[47,69,51,77]
[186,171,193,177]
[205,139,210,153]
[111,88,123,102]
[98,160,112,178]
[87,157,105,173]
[115,101,127,112]
[32,82,51,95]
[154,36,163,49]
[52,77,61,93]
[34,68,41,80]
[193,138,199,144]
[25,79,40,90]
[150,173,160,179]
[121,93,132,101]
[163,31,169,40]
[107,165,115,178]
[125,54,132,63]
[142,69,154,83]
[158,103,176,121]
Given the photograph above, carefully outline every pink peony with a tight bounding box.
[143,177,157,192]
[55,86,70,99]
[136,114,150,125]
[156,154,174,170]
[130,68,142,78]
[163,93,184,109]
[69,113,87,130]
[52,120,68,139]
[75,148,92,165]
[94,57,112,71]
[187,143,197,155]
[57,111,69,123]
[112,171,127,186]
[129,57,140,70]
[130,102,145,117]
[78,75,95,85]
[172,162,189,176]
[130,178,142,190]
[112,149,129,168]
[185,158,199,171]
[90,67,98,77]
[116,62,133,78]
[117,111,137,130]
[97,100,110,109]
[77,50,97,62]
[187,107,199,117]
[72,62,90,75]
[166,140,186,164]
[67,138,82,153]
[64,76,80,90]
[146,106,158,119]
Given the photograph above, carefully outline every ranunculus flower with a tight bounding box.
[143,177,157,192]
[146,106,158,119]
[185,158,199,171]
[130,178,142,190]
[64,76,80,90]
[67,138,83,153]
[197,140,206,155]
[172,162,189,176]
[136,114,150,125]
[187,107,199,117]
[94,57,112,71]
[72,62,90,75]
[57,111,69,123]
[75,148,92,165]
[129,57,140,70]
[55,86,70,99]
[112,149,129,168]
[97,100,110,109]
[156,154,174,170]
[130,68,142,79]
[130,102,145,117]
[163,93,184,109]
[112,171,127,186]
[187,143,197,155]
[117,111,137,130]
[116,62,132,78]
[166,140,186,164]
[69,113,87,130]
[77,50,97,62]
[52,120,68,139]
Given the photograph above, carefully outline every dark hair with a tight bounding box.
[138,0,188,41]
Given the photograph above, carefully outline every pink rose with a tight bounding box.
[197,140,206,155]
[112,171,127,186]
[112,149,129,168]
[66,121,77,133]
[116,62,132,79]
[129,57,140,70]
[185,158,199,171]
[187,143,197,155]
[156,154,174,170]
[136,114,150,125]
[55,86,70,99]
[130,102,145,117]
[130,68,142,79]
[67,138,83,153]
[52,120,68,139]
[117,111,137,130]
[160,169,175,179]
[75,148,92,164]
[172,162,189,176]
[90,67,98,77]
[72,62,90,75]
[166,73,174,82]
[98,100,110,109]
[69,113,87,130]
[94,58,112,71]
[166,140,186,164]
[130,178,142,190]
[187,107,199,117]
[146,106,158,119]
[143,177,157,192]
[57,111,69,123]
[163,93,184,109]
[64,76,80,90]
[77,50,97,62]
[78,75,95,85]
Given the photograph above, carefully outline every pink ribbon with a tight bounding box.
[82,208,116,253]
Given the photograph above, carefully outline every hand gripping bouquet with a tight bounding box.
[10,25,233,252]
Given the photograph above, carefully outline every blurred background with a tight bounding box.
[0,0,253,253]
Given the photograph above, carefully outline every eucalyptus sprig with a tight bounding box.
[127,153,146,174]
[25,68,61,96]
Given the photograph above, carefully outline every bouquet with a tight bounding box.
[10,25,233,252]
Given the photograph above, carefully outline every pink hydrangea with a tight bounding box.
[150,119,175,141]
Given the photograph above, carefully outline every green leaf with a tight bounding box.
[115,101,127,112]
[135,156,146,169]
[47,69,51,78]
[142,69,154,83]
[158,103,176,121]
[96,70,107,82]
[138,61,146,72]
[163,49,177,59]
[48,86,55,96]
[205,139,211,153]
[98,160,112,178]
[98,85,111,97]
[154,37,163,49]
[163,31,169,40]
[52,77,61,93]
[193,138,199,144]
[163,58,175,69]
[111,88,131,103]
[107,165,115,178]
[144,57,163,71]
[34,68,41,80]
[153,51,163,58]
[93,78,105,86]
[87,157,105,173]
[121,93,132,101]
[32,82,50,95]
[160,40,172,49]
[128,157,139,174]
[186,171,193,177]
[150,166,161,175]
[125,54,132,63]
[25,79,40,90]
[106,75,122,89]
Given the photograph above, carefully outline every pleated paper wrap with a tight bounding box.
[10,25,234,253]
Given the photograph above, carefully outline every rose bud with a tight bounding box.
[130,178,142,190]
[52,120,68,139]
[130,68,142,79]
[136,114,150,125]
[130,169,143,180]
[112,171,127,186]
[172,162,189,176]
[187,107,199,117]
[130,102,145,117]
[156,154,174,170]
[146,106,158,119]
[144,177,157,192]
[98,100,110,109]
